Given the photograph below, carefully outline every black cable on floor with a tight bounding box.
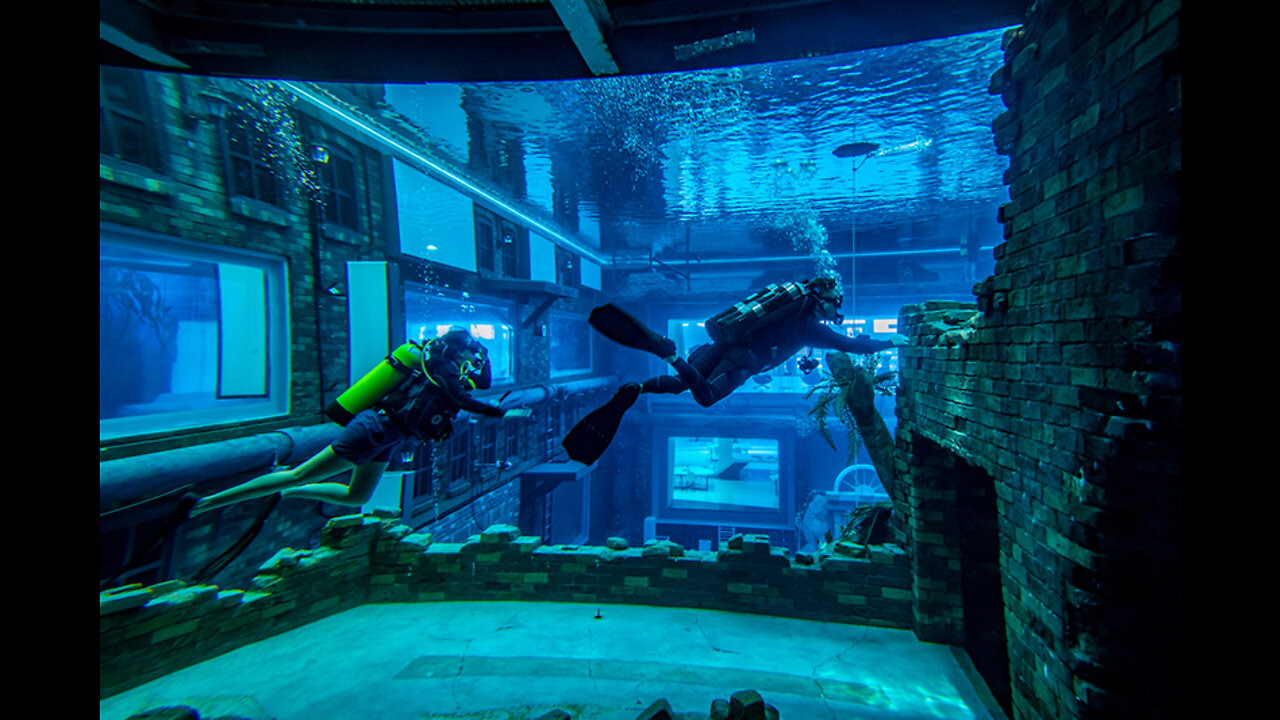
[192,493,281,585]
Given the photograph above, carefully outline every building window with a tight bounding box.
[544,401,561,461]
[499,220,520,277]
[476,209,496,273]
[412,444,435,502]
[475,207,522,277]
[549,311,592,377]
[555,246,580,287]
[448,431,471,487]
[668,436,780,512]
[505,420,520,462]
[100,225,289,440]
[224,108,283,206]
[317,146,359,230]
[100,67,159,170]
[480,419,499,466]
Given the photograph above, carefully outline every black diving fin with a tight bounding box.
[561,383,642,465]
[589,304,676,359]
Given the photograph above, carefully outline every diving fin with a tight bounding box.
[561,383,642,465]
[589,304,676,359]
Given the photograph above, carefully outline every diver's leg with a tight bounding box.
[685,344,745,407]
[281,461,389,506]
[659,342,723,401]
[694,365,754,407]
[192,447,356,516]
[640,375,688,394]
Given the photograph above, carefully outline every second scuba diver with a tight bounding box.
[561,276,908,465]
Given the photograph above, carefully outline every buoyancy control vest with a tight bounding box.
[703,281,809,345]
[379,366,461,442]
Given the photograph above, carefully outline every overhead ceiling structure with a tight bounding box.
[100,0,1027,83]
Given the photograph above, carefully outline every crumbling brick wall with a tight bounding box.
[895,1,1181,718]
[101,516,913,700]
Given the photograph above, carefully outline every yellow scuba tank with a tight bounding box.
[704,282,807,344]
[324,341,426,426]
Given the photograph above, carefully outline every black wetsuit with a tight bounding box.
[642,307,894,407]
[383,355,504,441]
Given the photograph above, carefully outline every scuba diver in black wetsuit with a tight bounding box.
[561,276,908,465]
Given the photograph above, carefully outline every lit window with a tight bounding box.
[403,289,514,383]
[668,436,780,512]
[872,318,897,334]
[100,228,289,440]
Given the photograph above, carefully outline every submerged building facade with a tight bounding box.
[100,1,1181,718]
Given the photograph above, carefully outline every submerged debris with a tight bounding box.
[616,688,782,720]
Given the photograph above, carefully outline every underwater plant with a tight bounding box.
[803,351,898,464]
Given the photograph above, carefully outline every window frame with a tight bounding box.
[221,106,286,207]
[99,223,291,441]
[447,428,472,492]
[100,66,162,172]
[474,206,524,278]
[652,426,796,529]
[555,245,580,287]
[317,143,360,231]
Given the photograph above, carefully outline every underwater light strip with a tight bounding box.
[278,81,606,267]
[612,245,992,268]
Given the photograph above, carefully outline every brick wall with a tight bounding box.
[100,75,390,458]
[422,477,522,543]
[100,72,395,601]
[100,516,912,699]
[895,1,1181,718]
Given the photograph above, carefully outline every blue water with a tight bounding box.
[383,27,1014,257]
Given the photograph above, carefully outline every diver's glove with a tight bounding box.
[889,333,910,347]
[503,408,533,420]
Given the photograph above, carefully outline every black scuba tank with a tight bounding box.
[704,282,808,344]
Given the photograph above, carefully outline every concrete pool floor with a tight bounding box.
[100,601,1006,720]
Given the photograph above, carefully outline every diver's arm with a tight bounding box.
[430,362,505,417]
[803,321,895,354]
